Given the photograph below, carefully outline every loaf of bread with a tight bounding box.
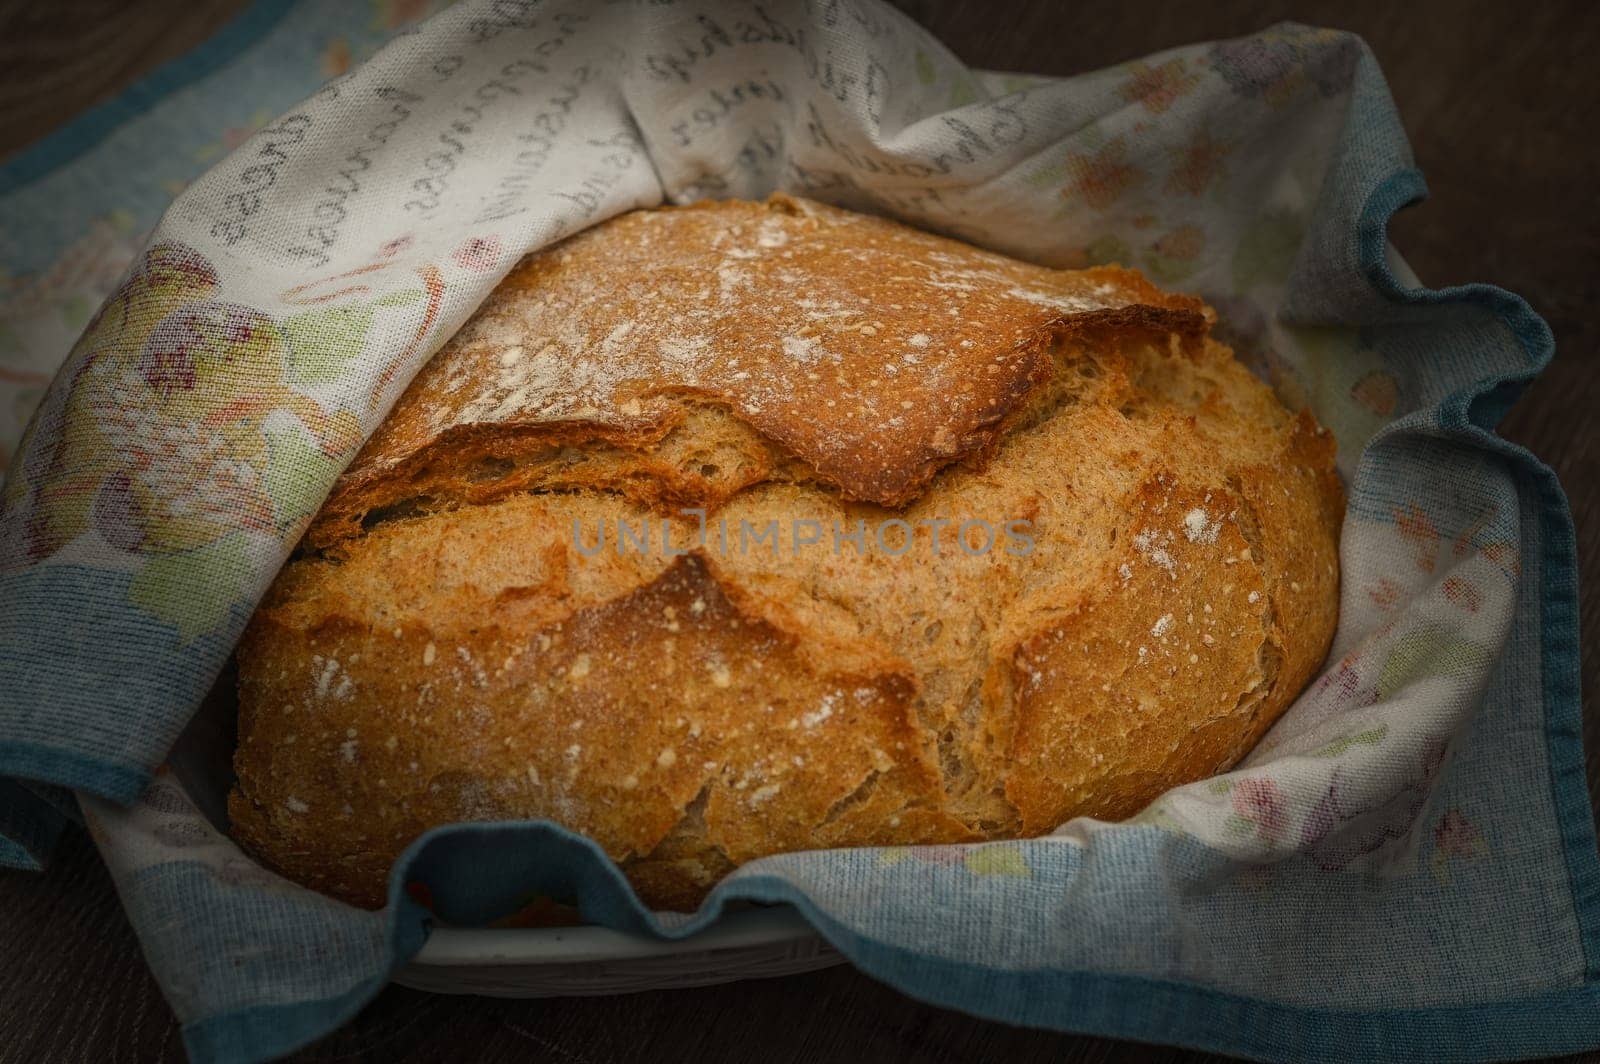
[230,195,1342,911]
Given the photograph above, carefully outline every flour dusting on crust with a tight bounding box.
[341,195,1205,508]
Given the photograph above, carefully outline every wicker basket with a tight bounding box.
[395,907,843,996]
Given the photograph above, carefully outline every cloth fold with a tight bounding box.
[0,2,1593,1062]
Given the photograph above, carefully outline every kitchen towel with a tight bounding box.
[0,2,1592,1062]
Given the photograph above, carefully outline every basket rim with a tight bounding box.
[410,906,821,967]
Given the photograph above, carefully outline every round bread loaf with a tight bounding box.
[230,196,1342,911]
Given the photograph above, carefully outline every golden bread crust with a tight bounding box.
[230,195,1341,910]
[306,194,1205,546]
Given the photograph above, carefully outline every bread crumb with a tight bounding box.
[285,797,309,814]
[708,663,732,687]
[422,642,436,666]
[1151,613,1174,638]
[657,747,678,768]
[569,654,592,680]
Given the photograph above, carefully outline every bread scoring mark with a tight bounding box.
[330,194,1205,517]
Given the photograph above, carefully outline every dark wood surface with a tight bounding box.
[0,1,1595,1061]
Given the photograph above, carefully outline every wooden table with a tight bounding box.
[1,1,1595,1061]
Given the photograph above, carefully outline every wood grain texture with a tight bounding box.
[0,1,1594,1062]
[0,0,249,159]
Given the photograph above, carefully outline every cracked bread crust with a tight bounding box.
[229,195,1342,911]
